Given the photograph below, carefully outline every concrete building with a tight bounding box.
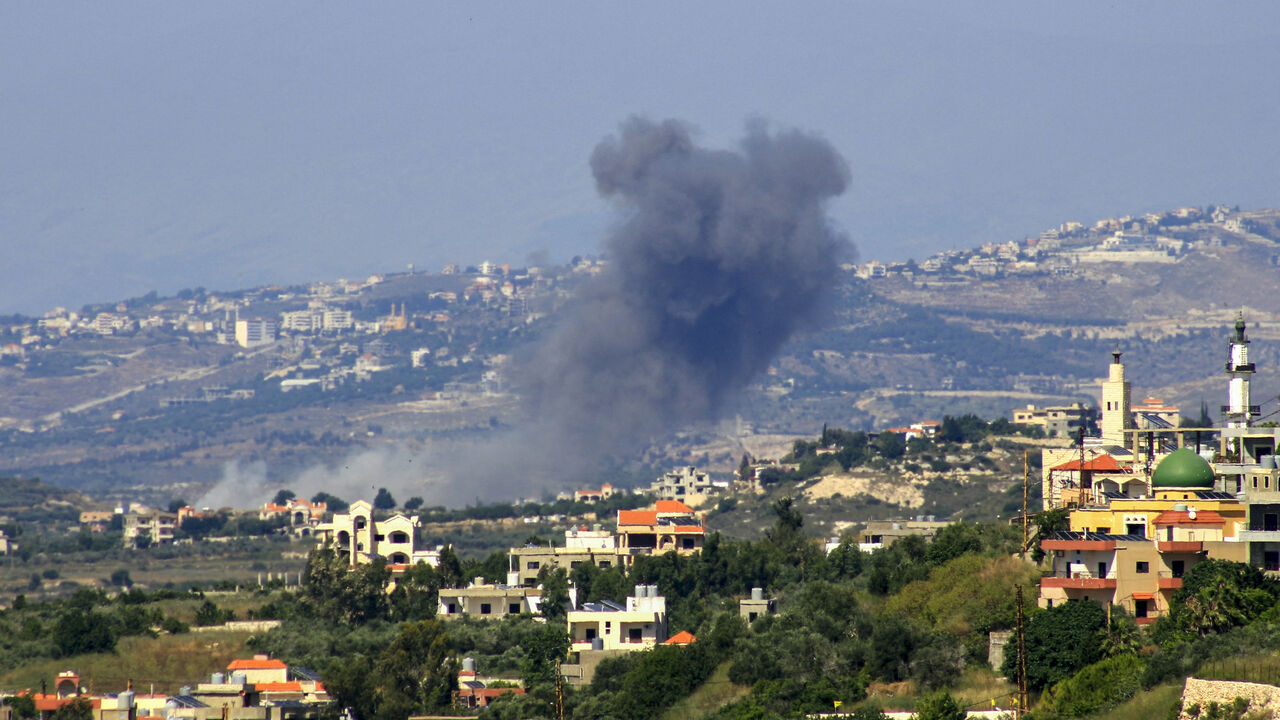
[123,510,177,547]
[616,500,706,555]
[259,498,327,537]
[438,580,541,619]
[648,466,727,504]
[507,527,635,587]
[566,585,668,653]
[857,518,949,552]
[1011,402,1091,437]
[314,500,435,567]
[1038,449,1247,624]
[234,318,276,348]
[738,587,776,623]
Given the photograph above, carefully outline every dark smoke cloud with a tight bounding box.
[511,117,853,466]
[198,118,854,509]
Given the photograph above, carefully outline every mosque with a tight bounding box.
[1036,315,1280,618]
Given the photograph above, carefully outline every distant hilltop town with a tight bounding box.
[853,205,1280,282]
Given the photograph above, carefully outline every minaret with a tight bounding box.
[1225,313,1257,428]
[1100,350,1132,447]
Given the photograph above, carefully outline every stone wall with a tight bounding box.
[1180,677,1280,719]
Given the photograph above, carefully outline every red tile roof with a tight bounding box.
[618,510,657,526]
[227,658,288,670]
[1051,455,1127,472]
[664,630,696,645]
[1153,510,1224,526]
[655,500,695,514]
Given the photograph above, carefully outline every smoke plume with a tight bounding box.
[511,117,852,465]
[196,117,853,509]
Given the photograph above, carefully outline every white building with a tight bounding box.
[322,309,353,331]
[315,500,436,567]
[234,318,276,348]
[567,585,668,652]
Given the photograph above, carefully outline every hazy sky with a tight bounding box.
[3,2,1279,314]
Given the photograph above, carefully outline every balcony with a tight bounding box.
[1158,573,1183,590]
[1158,541,1204,553]
[1041,576,1116,590]
[1225,363,1256,373]
[1041,538,1116,551]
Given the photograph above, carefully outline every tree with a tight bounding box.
[3,695,36,720]
[374,487,397,510]
[110,569,133,587]
[50,698,93,720]
[520,623,570,691]
[373,620,457,720]
[1002,600,1106,691]
[1170,559,1278,638]
[913,691,964,720]
[876,432,906,459]
[311,492,348,513]
[403,496,424,511]
[53,611,116,656]
[538,567,570,622]
[272,489,297,506]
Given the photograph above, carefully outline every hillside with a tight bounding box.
[0,205,1277,506]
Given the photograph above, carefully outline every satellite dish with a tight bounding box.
[1188,510,1197,520]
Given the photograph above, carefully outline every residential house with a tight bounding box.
[259,498,327,537]
[507,527,635,587]
[1011,402,1091,437]
[858,518,949,552]
[739,587,776,623]
[123,510,177,547]
[314,500,436,567]
[616,500,706,555]
[648,467,726,505]
[438,579,541,619]
[567,585,668,652]
[1038,449,1247,624]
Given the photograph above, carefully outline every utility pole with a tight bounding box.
[1015,585,1028,719]
[1022,450,1030,559]
[554,659,565,720]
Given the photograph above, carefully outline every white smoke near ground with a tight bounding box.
[197,117,855,509]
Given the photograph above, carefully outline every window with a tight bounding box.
[585,628,596,640]
[1136,562,1149,573]
[389,531,409,543]
[446,603,457,614]
[527,561,540,570]
[628,628,643,643]
[570,562,582,569]
[1171,560,1185,578]
[599,561,611,568]
[509,603,520,614]
[480,603,491,615]
[375,534,385,542]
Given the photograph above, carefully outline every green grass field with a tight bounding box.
[658,662,750,720]
[0,629,256,696]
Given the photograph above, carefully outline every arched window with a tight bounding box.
[355,516,368,530]
[337,531,350,547]
[389,553,409,564]
[389,531,409,544]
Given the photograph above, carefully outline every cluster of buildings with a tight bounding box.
[1032,316,1280,623]
[853,205,1265,283]
[1,658,329,720]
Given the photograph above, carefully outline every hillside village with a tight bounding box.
[4,207,1280,719]
[5,314,1280,719]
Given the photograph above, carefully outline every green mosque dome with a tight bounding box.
[1151,448,1216,488]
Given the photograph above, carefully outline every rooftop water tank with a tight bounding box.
[751,587,764,601]
[462,657,476,672]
